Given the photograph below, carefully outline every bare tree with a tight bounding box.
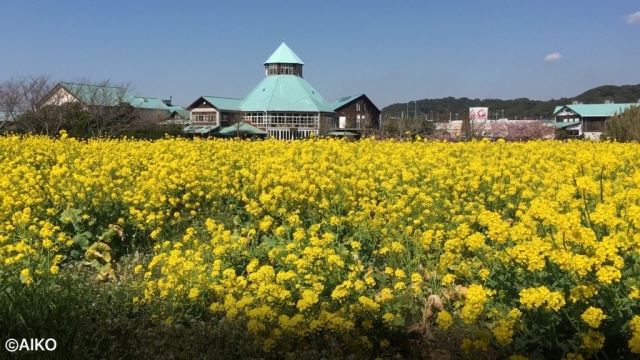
[69,80,139,137]
[227,111,246,138]
[0,75,67,135]
[378,116,435,140]
[357,109,378,138]
[461,113,486,139]
[0,80,22,130]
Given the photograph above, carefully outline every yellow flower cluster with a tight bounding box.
[460,284,490,324]
[519,286,566,312]
[436,310,453,330]
[580,306,606,328]
[629,316,640,354]
[3,135,640,357]
[492,308,522,346]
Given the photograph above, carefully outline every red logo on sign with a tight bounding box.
[477,109,487,120]
[470,110,475,119]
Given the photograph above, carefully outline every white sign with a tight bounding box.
[469,107,489,122]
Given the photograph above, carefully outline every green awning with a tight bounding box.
[183,125,220,134]
[218,122,267,136]
[547,121,581,129]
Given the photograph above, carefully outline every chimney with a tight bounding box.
[162,97,172,106]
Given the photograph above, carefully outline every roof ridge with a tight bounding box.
[297,76,329,111]
[203,96,243,100]
[265,76,278,111]
[60,82,125,90]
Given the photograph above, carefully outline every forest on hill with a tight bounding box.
[381,84,640,121]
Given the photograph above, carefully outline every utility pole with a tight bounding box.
[414,101,417,119]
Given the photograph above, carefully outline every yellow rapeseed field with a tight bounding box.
[2,132,640,358]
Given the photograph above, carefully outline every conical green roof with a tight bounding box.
[264,42,304,65]
[239,75,334,113]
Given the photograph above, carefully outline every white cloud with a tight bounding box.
[544,53,562,62]
[624,11,640,24]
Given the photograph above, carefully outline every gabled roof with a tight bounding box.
[264,42,304,65]
[239,75,334,113]
[58,82,134,106]
[129,97,170,110]
[330,94,364,111]
[167,106,190,119]
[202,96,242,111]
[553,106,564,114]
[187,96,242,111]
[554,103,638,117]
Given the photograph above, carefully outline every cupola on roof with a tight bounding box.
[264,42,305,65]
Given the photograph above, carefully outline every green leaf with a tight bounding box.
[97,228,115,243]
[72,233,90,249]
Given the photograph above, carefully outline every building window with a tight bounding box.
[192,112,217,124]
[269,64,277,75]
[280,64,293,75]
[356,103,360,112]
[221,114,228,122]
[583,119,605,132]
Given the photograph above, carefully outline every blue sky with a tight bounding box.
[1,1,639,108]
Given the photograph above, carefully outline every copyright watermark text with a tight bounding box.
[5,338,57,352]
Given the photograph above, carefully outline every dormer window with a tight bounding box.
[280,65,293,75]
[268,64,277,75]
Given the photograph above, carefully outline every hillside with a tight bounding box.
[382,84,640,121]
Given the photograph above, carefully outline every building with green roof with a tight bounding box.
[38,82,180,123]
[185,96,243,133]
[186,42,336,139]
[554,101,639,139]
[331,94,381,130]
[241,42,335,139]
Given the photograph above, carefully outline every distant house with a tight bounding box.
[238,42,335,139]
[553,101,639,139]
[38,82,173,122]
[186,96,242,129]
[330,94,381,130]
[38,82,133,108]
[186,43,336,139]
[184,42,383,139]
[129,97,172,122]
[161,105,191,125]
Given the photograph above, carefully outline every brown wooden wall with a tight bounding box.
[335,97,381,129]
